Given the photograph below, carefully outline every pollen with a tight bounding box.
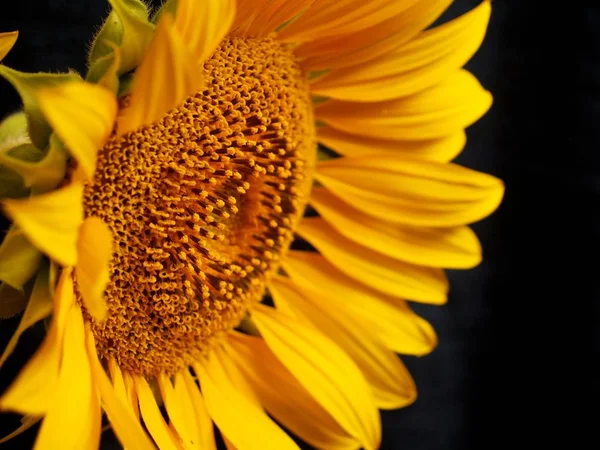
[79,36,316,376]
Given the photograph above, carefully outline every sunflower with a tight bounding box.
[0,0,502,449]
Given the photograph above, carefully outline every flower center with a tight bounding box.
[80,36,316,376]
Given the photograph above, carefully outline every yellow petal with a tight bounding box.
[311,1,491,101]
[118,13,204,135]
[270,276,416,410]
[316,70,492,140]
[86,331,154,450]
[227,332,360,450]
[159,373,201,449]
[298,0,450,71]
[3,183,84,266]
[194,347,299,450]
[310,187,482,268]
[107,358,131,416]
[252,304,381,450]
[181,371,217,450]
[282,250,437,355]
[174,0,235,63]
[34,304,101,450]
[0,225,42,290]
[0,262,53,368]
[318,125,466,161]
[232,0,271,34]
[136,376,183,450]
[0,31,18,61]
[238,0,315,37]
[280,0,420,43]
[37,82,116,179]
[75,216,113,323]
[316,153,504,227]
[0,271,75,415]
[299,217,448,304]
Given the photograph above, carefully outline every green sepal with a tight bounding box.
[107,0,155,74]
[151,0,178,24]
[0,111,28,144]
[86,46,121,94]
[0,282,27,318]
[0,164,29,199]
[0,66,81,149]
[0,135,67,193]
[117,73,134,98]
[0,225,42,292]
[88,11,123,67]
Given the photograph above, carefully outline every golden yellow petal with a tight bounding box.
[158,373,201,449]
[252,304,381,450]
[0,31,18,61]
[37,81,117,179]
[282,251,437,355]
[232,0,271,33]
[194,347,299,450]
[0,264,53,368]
[174,0,235,63]
[311,1,491,101]
[310,187,482,268]
[107,358,132,416]
[135,376,182,449]
[298,0,450,71]
[315,153,504,227]
[75,216,113,323]
[181,371,217,450]
[237,0,315,37]
[316,70,492,140]
[299,217,448,304]
[227,332,360,450]
[3,183,84,267]
[318,125,466,161]
[0,271,75,415]
[271,276,417,410]
[34,305,100,450]
[280,0,420,43]
[85,329,155,450]
[118,13,204,135]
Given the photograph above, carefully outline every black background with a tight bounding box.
[0,1,598,449]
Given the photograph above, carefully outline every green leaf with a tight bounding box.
[0,225,42,291]
[0,136,67,193]
[0,111,28,144]
[0,283,27,318]
[0,67,80,149]
[107,0,155,74]
[88,11,123,67]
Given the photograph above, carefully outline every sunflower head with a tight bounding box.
[0,1,502,449]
